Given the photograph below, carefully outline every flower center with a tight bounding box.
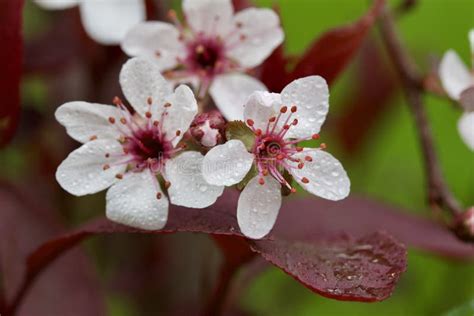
[125,129,171,165]
[100,97,185,177]
[246,105,325,191]
[187,37,224,75]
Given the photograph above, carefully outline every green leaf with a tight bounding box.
[237,165,258,191]
[225,121,255,151]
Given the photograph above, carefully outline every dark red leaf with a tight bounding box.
[252,231,406,302]
[14,190,405,305]
[0,0,24,147]
[259,45,290,92]
[0,182,106,316]
[333,40,397,153]
[275,195,474,259]
[289,0,384,85]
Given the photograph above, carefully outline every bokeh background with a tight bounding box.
[2,0,474,315]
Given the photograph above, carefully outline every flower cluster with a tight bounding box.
[55,0,350,239]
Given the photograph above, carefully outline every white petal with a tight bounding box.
[237,175,281,239]
[439,50,472,100]
[469,29,474,56]
[289,149,350,201]
[226,8,284,68]
[34,0,78,10]
[119,57,172,117]
[79,0,145,45]
[162,85,198,146]
[55,101,123,143]
[121,22,185,71]
[165,151,224,208]
[458,112,474,151]
[210,73,267,121]
[182,0,233,37]
[106,170,169,230]
[243,91,281,130]
[202,140,254,186]
[281,76,330,139]
[56,139,127,196]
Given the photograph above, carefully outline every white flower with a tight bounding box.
[55,57,224,230]
[202,76,351,239]
[439,29,474,150]
[121,0,284,121]
[34,0,145,45]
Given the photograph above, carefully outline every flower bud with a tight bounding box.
[454,207,474,241]
[189,111,226,148]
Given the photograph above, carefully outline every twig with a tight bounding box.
[377,2,463,216]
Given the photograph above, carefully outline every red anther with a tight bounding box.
[123,148,130,154]
[153,121,159,127]
[108,117,116,124]
[113,96,123,106]
[89,135,98,141]
[105,153,110,158]
[164,102,172,108]
[145,111,152,119]
[296,147,303,152]
[240,34,246,41]
[178,34,185,41]
[291,105,297,113]
[195,44,205,54]
[302,177,309,184]
[180,143,188,149]
[246,119,254,127]
[283,124,290,130]
[298,162,304,169]
[103,164,110,170]
[120,117,127,124]
[290,188,297,193]
[258,177,265,185]
[176,130,181,136]
[312,134,320,140]
[116,173,123,180]
[280,106,288,113]
[255,128,262,136]
[262,169,269,176]
[156,192,162,200]
[269,116,276,123]
[276,154,284,160]
[320,143,327,149]
[292,119,298,125]
[164,181,171,189]
[305,156,313,162]
[236,21,243,28]
[155,51,161,57]
[147,97,153,105]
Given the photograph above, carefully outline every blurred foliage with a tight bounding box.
[5,0,474,315]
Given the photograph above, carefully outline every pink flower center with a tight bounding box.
[186,37,225,76]
[246,105,325,191]
[100,97,184,181]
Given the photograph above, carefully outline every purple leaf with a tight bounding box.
[333,40,397,153]
[13,190,410,307]
[0,182,106,316]
[289,0,384,84]
[275,195,474,259]
[251,231,406,302]
[0,0,24,147]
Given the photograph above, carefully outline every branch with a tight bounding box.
[377,2,463,217]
